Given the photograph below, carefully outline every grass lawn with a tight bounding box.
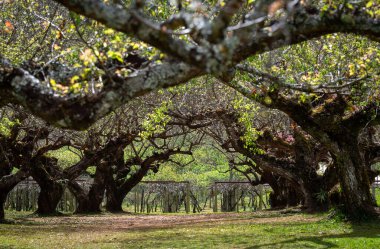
[0,210,379,249]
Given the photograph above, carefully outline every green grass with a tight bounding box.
[0,211,379,248]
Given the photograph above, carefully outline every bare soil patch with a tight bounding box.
[15,211,322,232]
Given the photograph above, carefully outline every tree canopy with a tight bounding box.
[1,0,380,128]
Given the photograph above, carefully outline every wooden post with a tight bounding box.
[5,192,9,210]
[174,193,178,212]
[134,190,138,213]
[213,186,218,212]
[140,189,145,213]
[372,184,376,202]
[258,185,264,211]
[209,190,212,209]
[236,189,239,212]
[24,183,28,211]
[160,195,163,212]
[32,186,37,211]
[167,191,172,213]
[185,184,190,214]
[64,189,68,212]
[73,190,77,212]
[241,192,245,211]
[21,188,26,211]
[163,187,169,213]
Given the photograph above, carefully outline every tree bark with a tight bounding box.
[67,180,92,214]
[0,168,30,222]
[105,160,150,213]
[105,168,147,213]
[265,175,301,209]
[0,167,13,222]
[35,183,64,215]
[105,191,124,213]
[0,190,9,222]
[332,137,376,217]
[32,157,64,215]
[253,155,326,212]
[71,161,110,213]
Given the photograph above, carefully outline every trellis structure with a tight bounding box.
[5,176,91,213]
[5,177,39,212]
[6,177,380,214]
[211,181,271,212]
[371,176,380,201]
[127,181,192,213]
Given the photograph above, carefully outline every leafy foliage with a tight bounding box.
[140,100,172,139]
[0,117,18,137]
[232,97,263,154]
[146,146,240,188]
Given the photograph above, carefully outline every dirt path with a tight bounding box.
[15,211,322,232]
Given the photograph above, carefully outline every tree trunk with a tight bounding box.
[302,186,325,212]
[333,139,376,218]
[86,189,105,213]
[0,167,30,221]
[71,190,103,214]
[67,180,92,213]
[75,197,92,213]
[257,161,324,212]
[0,191,7,222]
[235,128,331,212]
[76,162,110,213]
[296,175,330,212]
[0,164,13,222]
[267,178,301,209]
[32,157,64,215]
[105,191,124,212]
[270,174,326,212]
[35,183,64,215]
[293,130,330,212]
[105,164,149,213]
[221,189,236,212]
[104,163,125,213]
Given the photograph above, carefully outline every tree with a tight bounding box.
[226,33,380,217]
[216,113,337,211]
[62,96,200,213]
[0,106,71,219]
[172,105,336,211]
[161,78,379,214]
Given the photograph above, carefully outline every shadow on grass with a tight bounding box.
[246,221,380,249]
[112,217,380,249]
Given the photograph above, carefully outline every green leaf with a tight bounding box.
[107,51,123,63]
[366,1,374,8]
